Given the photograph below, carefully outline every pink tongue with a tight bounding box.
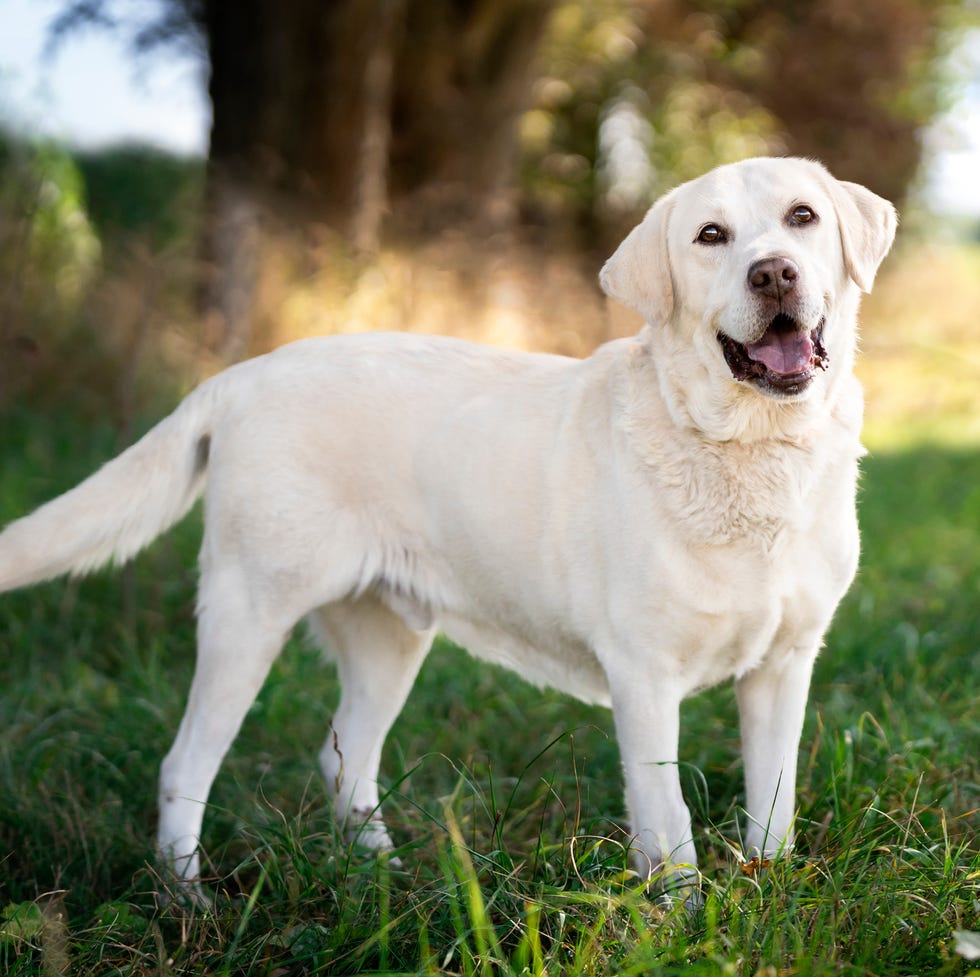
[746,330,813,376]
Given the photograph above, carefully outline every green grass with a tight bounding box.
[1,405,978,976]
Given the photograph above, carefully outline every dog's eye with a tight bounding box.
[789,205,817,226]
[696,224,727,245]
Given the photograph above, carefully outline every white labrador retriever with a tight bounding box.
[0,157,896,900]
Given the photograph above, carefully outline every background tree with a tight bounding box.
[47,0,973,354]
[199,0,556,354]
[53,0,557,352]
[522,0,969,242]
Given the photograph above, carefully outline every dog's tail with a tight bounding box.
[0,381,218,592]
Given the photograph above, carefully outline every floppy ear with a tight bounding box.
[599,191,676,325]
[830,180,898,292]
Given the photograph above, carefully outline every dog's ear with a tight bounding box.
[831,179,898,292]
[600,192,675,325]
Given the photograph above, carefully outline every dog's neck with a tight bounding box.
[634,300,862,445]
[616,325,865,547]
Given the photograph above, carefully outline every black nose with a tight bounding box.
[748,257,799,300]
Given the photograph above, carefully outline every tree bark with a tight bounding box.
[351,0,406,255]
[389,0,556,227]
[197,0,554,354]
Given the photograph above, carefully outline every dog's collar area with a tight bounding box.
[718,317,828,396]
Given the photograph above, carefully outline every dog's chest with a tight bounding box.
[667,551,800,688]
[642,434,819,548]
[621,433,855,688]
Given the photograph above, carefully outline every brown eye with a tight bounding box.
[696,224,727,245]
[789,204,816,226]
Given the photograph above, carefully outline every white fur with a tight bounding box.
[0,157,896,898]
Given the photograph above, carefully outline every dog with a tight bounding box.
[0,157,896,901]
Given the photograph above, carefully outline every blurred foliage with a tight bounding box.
[1,0,977,412]
[73,144,203,247]
[0,133,101,405]
[520,0,977,242]
[40,0,979,245]
[47,0,204,59]
[0,132,100,310]
[0,129,203,418]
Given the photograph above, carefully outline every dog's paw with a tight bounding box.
[345,809,401,865]
[654,885,704,914]
[154,877,216,914]
[650,866,703,913]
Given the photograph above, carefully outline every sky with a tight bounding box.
[0,0,209,155]
[1,0,979,216]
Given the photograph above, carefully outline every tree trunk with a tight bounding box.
[197,0,555,355]
[351,0,406,255]
[389,0,556,228]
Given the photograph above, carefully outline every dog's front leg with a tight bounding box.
[606,669,698,898]
[735,646,820,860]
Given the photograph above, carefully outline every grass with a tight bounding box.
[0,229,979,973]
[0,400,978,974]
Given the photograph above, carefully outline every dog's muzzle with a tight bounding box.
[718,314,828,397]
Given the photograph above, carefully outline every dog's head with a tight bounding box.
[601,157,897,424]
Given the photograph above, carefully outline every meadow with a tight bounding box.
[0,151,978,974]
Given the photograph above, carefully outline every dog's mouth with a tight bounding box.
[718,314,828,397]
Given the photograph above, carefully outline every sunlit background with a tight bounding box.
[1,0,978,447]
[3,1,980,212]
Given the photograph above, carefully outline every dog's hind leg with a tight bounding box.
[309,596,435,855]
[156,564,298,894]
